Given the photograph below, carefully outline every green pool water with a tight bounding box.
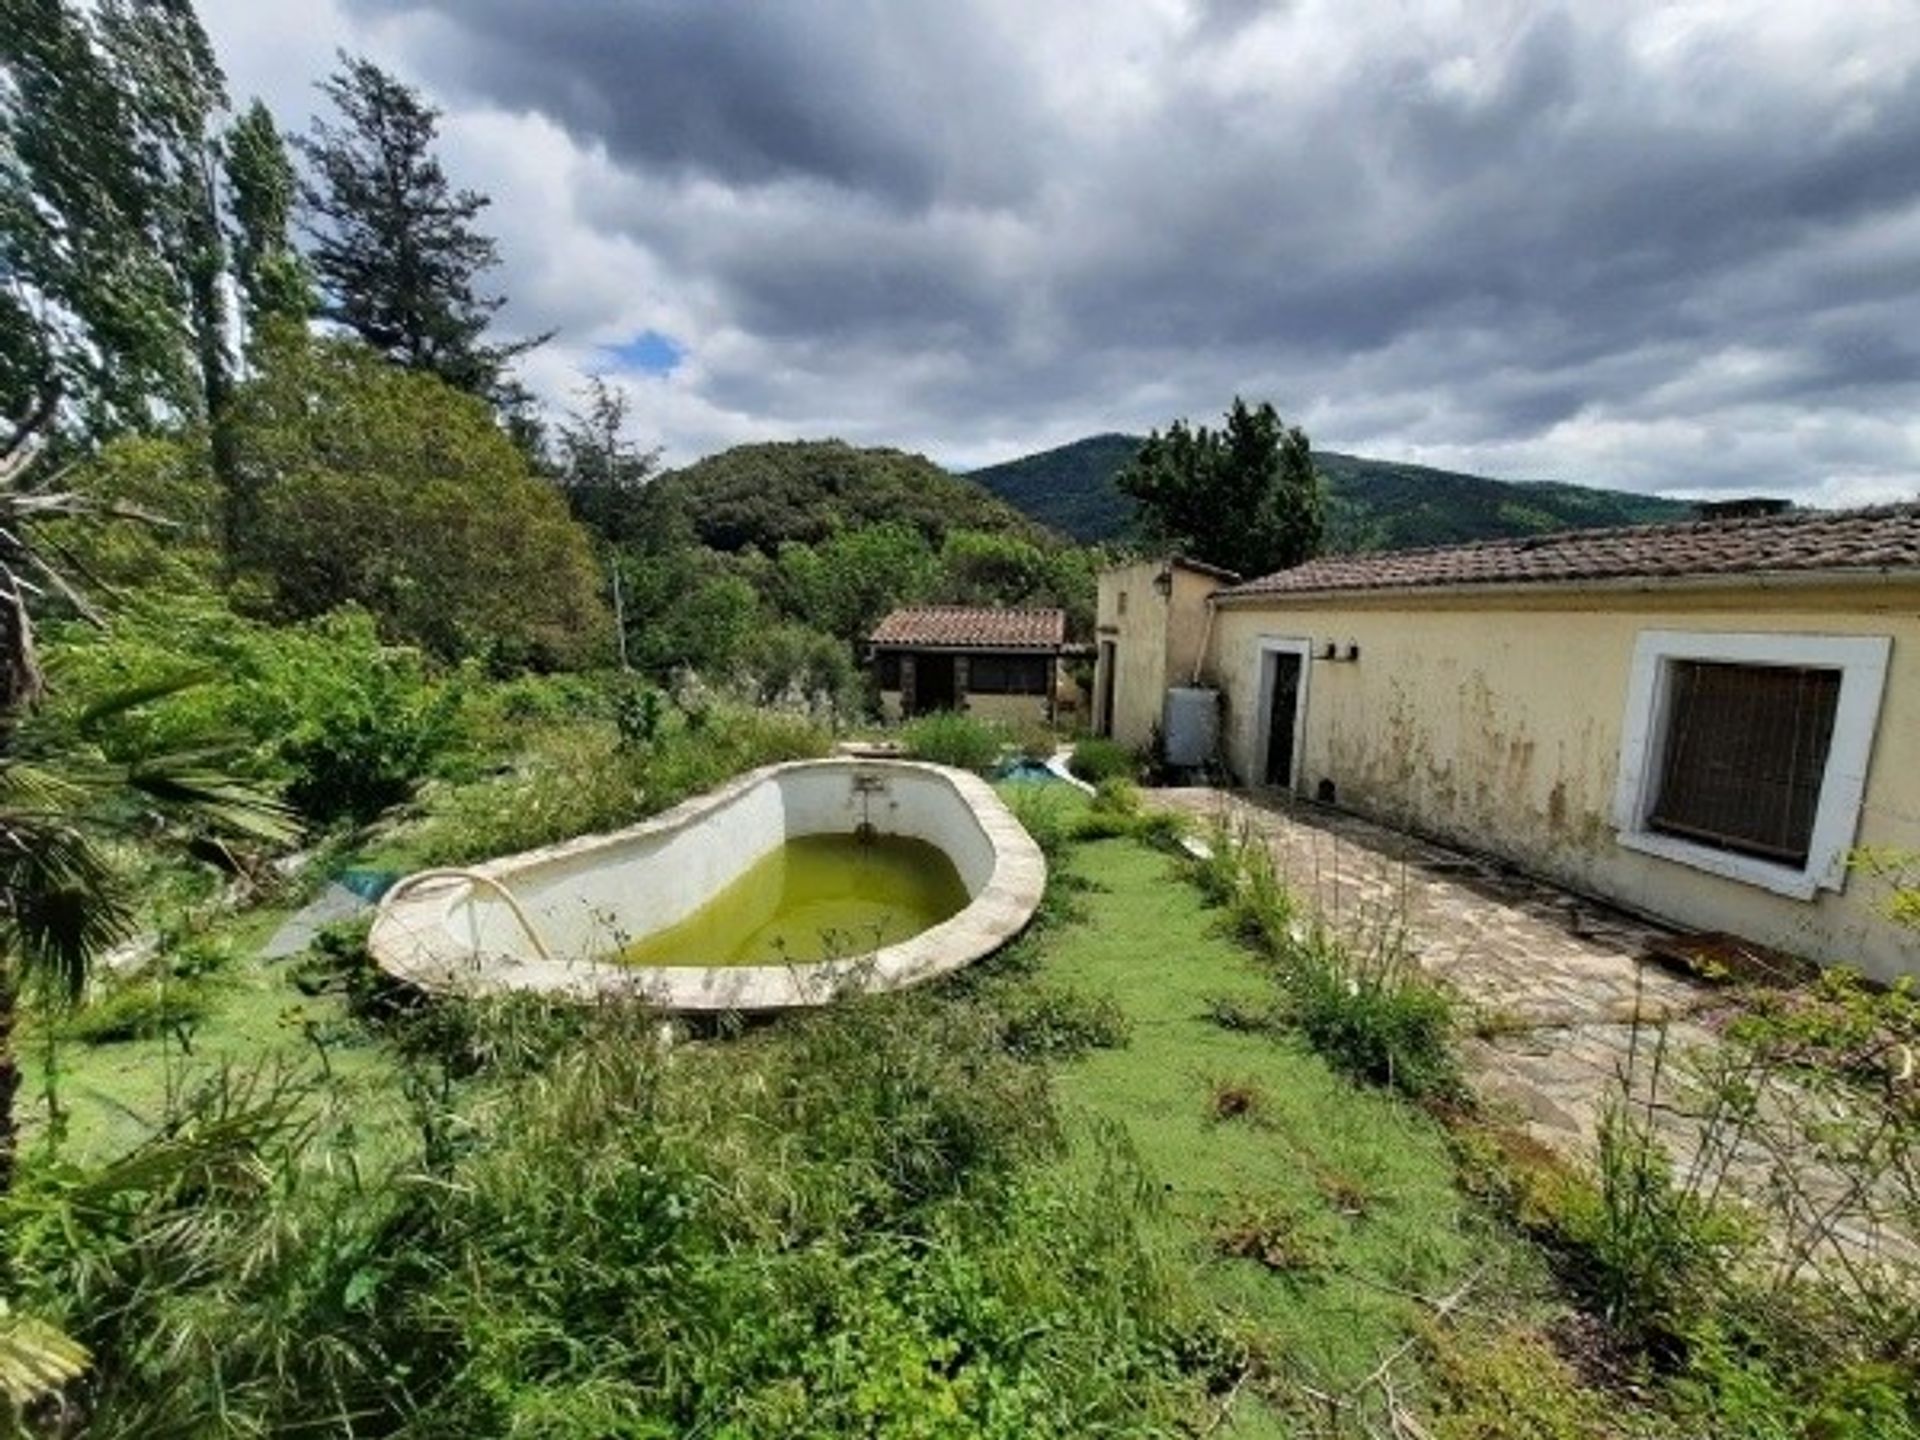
[616,833,970,968]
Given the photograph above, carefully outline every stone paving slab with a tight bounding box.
[1142,786,1919,1274]
[1143,787,1724,1156]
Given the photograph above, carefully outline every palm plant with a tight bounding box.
[0,438,293,1414]
[1,436,293,1175]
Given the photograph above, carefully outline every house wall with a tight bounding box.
[1094,561,1217,750]
[877,656,1070,727]
[1204,583,1920,981]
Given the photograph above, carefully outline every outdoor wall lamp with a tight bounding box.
[1153,564,1174,598]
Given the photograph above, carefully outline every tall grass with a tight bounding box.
[7,989,1218,1435]
[899,710,1006,773]
[1189,819,1464,1105]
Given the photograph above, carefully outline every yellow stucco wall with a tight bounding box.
[876,656,1072,729]
[1095,561,1218,750]
[1205,583,1920,980]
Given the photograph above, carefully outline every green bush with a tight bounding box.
[61,978,213,1044]
[1068,737,1136,784]
[397,702,830,865]
[899,709,1006,773]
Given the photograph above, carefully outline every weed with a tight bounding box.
[898,710,1007,773]
[999,983,1131,1060]
[1208,1077,1266,1123]
[60,977,212,1045]
[1212,1197,1330,1277]
[1423,1323,1609,1440]
[1068,736,1137,785]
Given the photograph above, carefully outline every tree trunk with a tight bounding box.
[0,959,19,1195]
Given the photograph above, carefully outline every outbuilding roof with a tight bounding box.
[1224,503,1920,599]
[869,606,1068,650]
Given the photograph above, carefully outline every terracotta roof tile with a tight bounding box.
[1225,504,1920,598]
[869,606,1067,649]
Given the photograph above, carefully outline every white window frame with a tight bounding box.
[1611,630,1891,900]
[1254,636,1313,791]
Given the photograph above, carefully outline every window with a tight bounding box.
[1647,662,1838,865]
[875,651,902,689]
[968,654,1050,695]
[1613,632,1890,899]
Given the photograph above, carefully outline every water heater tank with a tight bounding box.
[1161,687,1219,768]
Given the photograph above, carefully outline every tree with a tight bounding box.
[1118,397,1324,578]
[231,333,608,667]
[554,375,663,545]
[297,55,543,405]
[223,99,311,345]
[774,523,939,646]
[0,0,198,446]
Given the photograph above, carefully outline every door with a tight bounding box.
[1262,650,1303,787]
[1097,641,1118,736]
[915,653,957,714]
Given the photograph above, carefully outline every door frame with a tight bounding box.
[1096,639,1118,737]
[1254,637,1313,791]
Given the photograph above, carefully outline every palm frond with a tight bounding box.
[0,1301,90,1409]
[122,755,298,847]
[72,670,221,736]
[0,814,131,1002]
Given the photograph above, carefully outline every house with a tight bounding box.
[870,606,1078,725]
[1090,556,1240,745]
[1095,505,1920,980]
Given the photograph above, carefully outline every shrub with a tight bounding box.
[397,702,830,865]
[1068,736,1136,784]
[899,710,1006,773]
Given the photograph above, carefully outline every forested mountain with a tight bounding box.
[652,440,1052,553]
[969,434,1692,549]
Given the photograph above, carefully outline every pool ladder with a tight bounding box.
[382,868,555,962]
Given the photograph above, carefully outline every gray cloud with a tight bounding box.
[202,0,1920,501]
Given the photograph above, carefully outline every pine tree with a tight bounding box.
[297,55,544,404]
[224,98,312,344]
[1117,397,1324,578]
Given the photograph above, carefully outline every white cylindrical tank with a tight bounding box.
[1161,687,1219,768]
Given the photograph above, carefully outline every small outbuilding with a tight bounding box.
[1096,505,1920,980]
[870,605,1077,725]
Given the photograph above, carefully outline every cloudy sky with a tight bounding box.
[200,0,1920,503]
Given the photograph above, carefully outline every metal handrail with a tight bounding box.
[381,867,555,963]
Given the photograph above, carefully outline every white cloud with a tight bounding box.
[201,0,1920,499]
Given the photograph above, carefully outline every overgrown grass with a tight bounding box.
[8,987,1220,1436]
[1035,830,1506,1434]
[1190,819,1465,1105]
[372,699,829,868]
[898,709,1007,773]
[1067,736,1136,785]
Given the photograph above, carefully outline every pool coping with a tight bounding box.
[367,758,1047,1011]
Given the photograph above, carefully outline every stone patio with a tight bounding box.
[1144,787,1729,1158]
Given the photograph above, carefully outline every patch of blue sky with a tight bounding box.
[604,329,684,376]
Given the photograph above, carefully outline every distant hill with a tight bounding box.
[655,440,1053,554]
[968,434,1692,551]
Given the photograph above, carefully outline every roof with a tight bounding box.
[1099,554,1244,584]
[869,606,1068,650]
[1223,503,1920,599]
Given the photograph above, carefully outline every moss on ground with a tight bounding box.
[1033,836,1519,1435]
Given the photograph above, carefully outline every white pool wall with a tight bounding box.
[369,759,1044,1011]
